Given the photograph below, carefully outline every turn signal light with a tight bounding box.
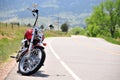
[43,43,47,46]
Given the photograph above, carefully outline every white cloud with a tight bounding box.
[3,17,20,23]
[7,8,25,14]
[0,8,26,19]
[52,12,90,20]
[70,1,79,6]
[3,15,53,27]
[78,13,91,19]
[40,0,59,8]
[2,11,91,28]
[50,12,91,26]
[40,4,59,8]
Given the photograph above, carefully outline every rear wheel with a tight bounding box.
[18,48,46,75]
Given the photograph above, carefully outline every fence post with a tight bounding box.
[11,23,13,29]
[6,23,7,28]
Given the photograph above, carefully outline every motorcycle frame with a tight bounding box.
[28,9,39,55]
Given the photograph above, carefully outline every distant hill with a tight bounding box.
[0,0,103,27]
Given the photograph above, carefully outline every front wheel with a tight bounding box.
[18,48,46,75]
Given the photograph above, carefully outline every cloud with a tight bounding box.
[40,0,59,8]
[2,10,91,28]
[2,11,90,28]
[3,17,20,23]
[0,8,26,19]
[40,4,59,8]
[50,12,91,26]
[9,8,26,14]
[3,15,53,26]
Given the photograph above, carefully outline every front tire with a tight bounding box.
[18,48,46,75]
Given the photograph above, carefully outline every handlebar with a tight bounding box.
[32,9,39,27]
[32,9,38,14]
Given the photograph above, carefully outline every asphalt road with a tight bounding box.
[5,36,120,80]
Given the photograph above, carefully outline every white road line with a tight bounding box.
[49,39,82,80]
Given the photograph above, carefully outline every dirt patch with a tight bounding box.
[0,34,4,40]
[0,35,13,40]
[0,59,16,80]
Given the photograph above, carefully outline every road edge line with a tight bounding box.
[49,39,81,80]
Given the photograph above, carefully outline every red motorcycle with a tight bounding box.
[11,9,46,75]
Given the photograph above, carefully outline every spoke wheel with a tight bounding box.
[18,48,45,75]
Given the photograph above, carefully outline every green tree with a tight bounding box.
[86,0,120,38]
[85,4,107,37]
[40,25,44,29]
[61,22,69,32]
[49,24,54,30]
[27,23,32,27]
[104,0,118,38]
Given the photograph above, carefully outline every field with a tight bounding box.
[0,23,119,65]
[0,23,67,64]
[45,30,68,37]
[0,23,28,64]
[68,27,120,45]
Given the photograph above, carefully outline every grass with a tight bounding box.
[0,23,28,64]
[0,38,19,63]
[68,27,120,45]
[0,23,119,65]
[101,37,120,45]
[0,24,67,64]
[45,30,68,37]
[44,28,120,45]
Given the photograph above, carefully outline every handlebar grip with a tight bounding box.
[32,9,38,14]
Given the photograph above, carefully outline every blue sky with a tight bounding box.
[0,0,104,27]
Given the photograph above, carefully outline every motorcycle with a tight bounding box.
[11,9,46,75]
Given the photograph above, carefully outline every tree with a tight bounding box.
[49,24,54,30]
[85,4,107,37]
[40,25,44,29]
[61,22,69,32]
[27,23,32,27]
[85,0,120,38]
[104,0,116,37]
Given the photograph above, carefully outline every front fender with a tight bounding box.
[34,46,44,50]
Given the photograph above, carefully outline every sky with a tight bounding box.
[0,0,104,28]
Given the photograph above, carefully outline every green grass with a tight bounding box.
[0,38,19,63]
[68,27,86,36]
[0,24,67,64]
[0,23,119,64]
[68,27,120,45]
[45,30,68,37]
[101,37,120,45]
[0,24,28,64]
[45,28,120,45]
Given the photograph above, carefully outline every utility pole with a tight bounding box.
[57,16,59,31]
[51,15,60,31]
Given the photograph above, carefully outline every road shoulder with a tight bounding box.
[0,59,16,80]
